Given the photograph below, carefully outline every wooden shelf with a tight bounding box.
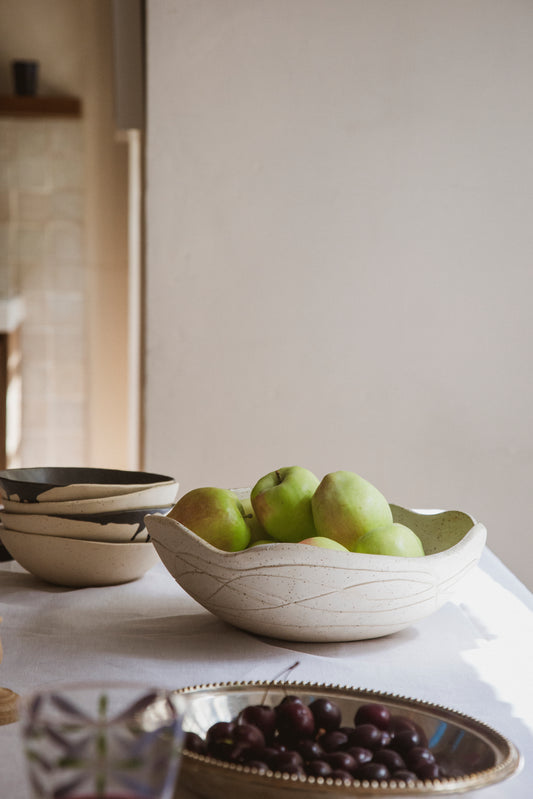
[0,95,82,118]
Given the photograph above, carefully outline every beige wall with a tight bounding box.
[0,0,130,468]
[145,0,533,589]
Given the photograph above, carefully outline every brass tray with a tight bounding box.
[173,682,521,797]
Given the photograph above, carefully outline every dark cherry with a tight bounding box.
[393,769,418,782]
[269,749,304,774]
[206,721,265,763]
[406,746,436,769]
[206,720,235,746]
[354,761,390,781]
[378,729,392,748]
[372,748,406,772]
[275,699,315,742]
[413,724,429,748]
[206,720,236,761]
[184,731,207,754]
[389,715,418,735]
[318,729,349,752]
[306,759,332,777]
[208,738,234,761]
[330,769,353,781]
[391,728,421,753]
[416,762,440,780]
[232,724,266,762]
[239,745,261,763]
[345,746,373,765]
[389,716,428,747]
[339,725,356,736]
[354,703,391,731]
[234,723,265,746]
[296,739,324,761]
[238,704,277,740]
[347,723,382,750]
[259,746,286,767]
[325,751,357,774]
[278,695,304,708]
[309,697,342,731]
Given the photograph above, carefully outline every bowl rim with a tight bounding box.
[1,486,178,515]
[0,466,176,490]
[146,505,486,563]
[175,680,522,796]
[0,506,173,524]
[0,526,156,550]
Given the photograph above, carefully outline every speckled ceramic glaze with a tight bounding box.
[145,490,486,642]
[0,528,159,587]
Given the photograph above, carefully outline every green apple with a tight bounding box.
[240,495,268,543]
[299,536,349,551]
[311,470,393,551]
[167,487,251,551]
[354,522,425,557]
[250,466,320,543]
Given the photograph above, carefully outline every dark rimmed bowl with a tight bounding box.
[0,505,171,543]
[0,467,177,503]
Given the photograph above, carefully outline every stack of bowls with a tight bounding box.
[0,467,179,588]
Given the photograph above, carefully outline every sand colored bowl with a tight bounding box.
[145,490,486,642]
[0,527,159,587]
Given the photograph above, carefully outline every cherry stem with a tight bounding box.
[260,660,300,704]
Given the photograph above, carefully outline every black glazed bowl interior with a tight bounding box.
[0,467,176,503]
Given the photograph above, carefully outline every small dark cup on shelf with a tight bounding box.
[11,60,39,96]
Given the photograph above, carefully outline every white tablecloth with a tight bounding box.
[0,548,531,797]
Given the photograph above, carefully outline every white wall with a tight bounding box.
[145,0,533,589]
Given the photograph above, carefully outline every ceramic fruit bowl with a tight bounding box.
[173,681,521,798]
[0,527,159,587]
[145,489,487,642]
[0,467,177,503]
[0,505,172,543]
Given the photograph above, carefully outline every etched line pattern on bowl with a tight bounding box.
[145,504,487,643]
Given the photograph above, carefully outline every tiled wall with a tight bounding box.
[0,118,87,465]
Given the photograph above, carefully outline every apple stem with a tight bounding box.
[275,470,282,485]
[260,660,300,705]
